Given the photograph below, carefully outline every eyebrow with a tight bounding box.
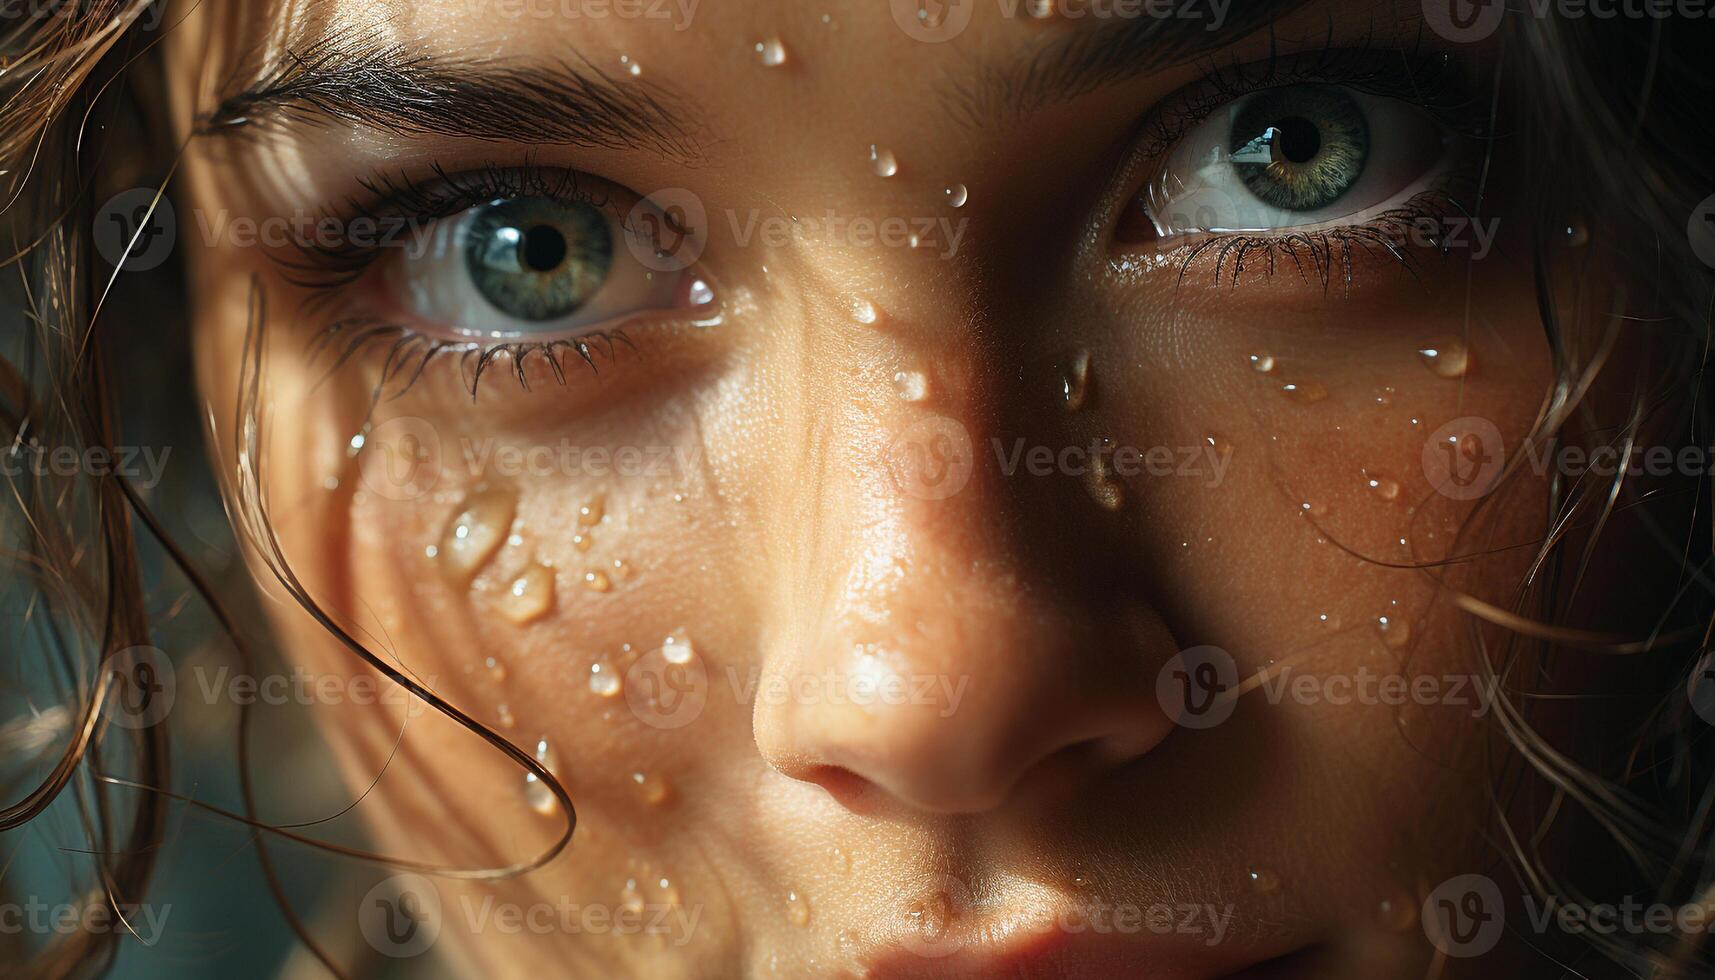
[196,31,706,163]
[945,0,1343,125]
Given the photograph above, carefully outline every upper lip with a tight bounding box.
[854,880,1309,980]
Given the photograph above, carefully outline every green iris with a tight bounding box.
[464,198,613,321]
[1229,86,1369,212]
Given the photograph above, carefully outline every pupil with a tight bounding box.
[520,225,567,272]
[1272,117,1321,164]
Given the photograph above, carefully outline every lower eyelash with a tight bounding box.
[1164,189,1485,292]
[308,316,635,409]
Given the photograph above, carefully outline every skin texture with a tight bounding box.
[162,0,1562,975]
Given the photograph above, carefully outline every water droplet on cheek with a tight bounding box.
[661,629,697,665]
[1061,350,1092,411]
[1366,474,1401,501]
[578,495,606,527]
[1378,890,1418,931]
[496,563,556,624]
[1565,221,1589,247]
[1418,337,1470,378]
[754,35,788,67]
[852,298,879,325]
[869,144,899,178]
[497,703,515,729]
[523,737,557,814]
[589,659,623,697]
[583,569,612,592]
[1248,868,1281,894]
[1249,353,1276,373]
[943,183,968,208]
[1280,381,1328,404]
[893,370,929,403]
[619,55,642,77]
[631,770,672,806]
[829,846,850,874]
[1376,616,1411,648]
[786,890,812,927]
[438,487,517,582]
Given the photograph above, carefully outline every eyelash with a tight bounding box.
[1126,43,1492,290]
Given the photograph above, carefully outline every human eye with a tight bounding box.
[289,164,716,394]
[1114,51,1486,274]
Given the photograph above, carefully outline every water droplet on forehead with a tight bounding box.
[944,183,968,208]
[754,36,788,67]
[869,145,899,178]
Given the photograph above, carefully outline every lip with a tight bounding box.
[856,884,1311,980]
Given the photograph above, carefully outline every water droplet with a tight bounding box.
[611,558,633,581]
[869,144,899,178]
[1366,474,1401,501]
[424,544,439,559]
[661,629,696,665]
[485,655,507,681]
[583,569,612,592]
[658,877,681,907]
[439,487,517,582]
[1418,337,1470,379]
[1061,349,1092,411]
[572,532,592,552]
[620,878,645,915]
[852,297,879,325]
[497,703,515,729]
[1248,868,1281,894]
[1375,386,1394,406]
[943,183,968,207]
[829,846,850,874]
[1377,616,1411,648]
[1026,0,1058,15]
[523,737,557,814]
[893,370,929,403]
[589,659,623,697]
[619,55,642,77]
[907,890,952,942]
[785,890,812,926]
[578,496,606,527]
[1565,222,1588,247]
[1378,890,1418,931]
[631,770,672,806]
[1085,469,1124,511]
[754,35,788,67]
[496,563,555,624]
[1280,381,1328,404]
[1205,433,1232,457]
[347,432,366,455]
[1249,353,1276,373]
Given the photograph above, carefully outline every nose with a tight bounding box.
[752,334,1179,815]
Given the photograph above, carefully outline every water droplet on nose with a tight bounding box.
[786,890,812,927]
[582,569,612,593]
[943,183,968,208]
[851,298,879,325]
[631,770,672,806]
[869,145,899,178]
[1248,868,1281,894]
[523,737,557,814]
[496,563,556,624]
[1249,353,1276,373]
[893,370,929,403]
[1418,337,1470,378]
[754,35,788,67]
[1280,381,1328,404]
[439,487,517,582]
[1061,349,1092,411]
[589,659,623,697]
[661,628,697,665]
[1365,474,1401,501]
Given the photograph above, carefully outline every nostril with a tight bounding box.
[800,764,873,807]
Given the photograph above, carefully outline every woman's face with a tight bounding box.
[165,0,1557,975]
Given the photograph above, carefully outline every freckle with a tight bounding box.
[439,486,517,583]
[1280,381,1328,404]
[497,563,556,624]
[1418,336,1470,379]
[583,569,612,592]
[1061,349,1092,411]
[786,890,812,926]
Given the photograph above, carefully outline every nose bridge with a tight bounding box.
[750,286,1175,815]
